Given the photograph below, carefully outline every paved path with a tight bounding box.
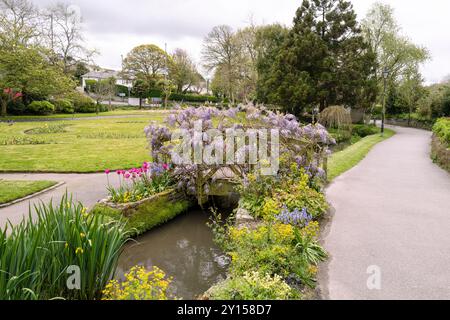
[320,126,450,300]
[0,172,120,228]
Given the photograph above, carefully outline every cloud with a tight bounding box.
[31,0,450,83]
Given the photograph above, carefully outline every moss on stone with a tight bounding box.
[91,194,191,238]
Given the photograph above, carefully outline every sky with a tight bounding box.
[32,0,450,84]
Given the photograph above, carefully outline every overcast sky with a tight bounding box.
[32,0,450,84]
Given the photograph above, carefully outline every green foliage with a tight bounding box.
[208,271,299,300]
[68,92,97,113]
[352,124,379,138]
[27,101,55,115]
[239,168,328,221]
[0,194,128,300]
[0,46,75,106]
[222,222,325,289]
[319,106,352,130]
[328,129,396,181]
[52,99,74,114]
[102,266,175,300]
[6,100,26,115]
[264,0,377,114]
[92,194,191,238]
[433,118,450,147]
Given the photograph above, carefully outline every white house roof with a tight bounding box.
[82,70,120,79]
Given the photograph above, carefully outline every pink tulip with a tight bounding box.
[105,169,111,175]
[124,173,131,179]
[163,164,169,170]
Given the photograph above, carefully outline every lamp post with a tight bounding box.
[381,67,389,136]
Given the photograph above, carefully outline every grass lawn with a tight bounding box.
[0,113,167,173]
[3,109,169,120]
[0,180,57,204]
[327,129,396,182]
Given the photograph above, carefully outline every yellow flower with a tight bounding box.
[65,242,69,249]
[75,247,84,255]
[80,233,86,238]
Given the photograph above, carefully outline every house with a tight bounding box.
[81,70,133,91]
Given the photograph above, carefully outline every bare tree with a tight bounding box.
[0,0,41,48]
[201,25,243,103]
[45,2,95,73]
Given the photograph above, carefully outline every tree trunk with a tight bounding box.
[1,99,7,117]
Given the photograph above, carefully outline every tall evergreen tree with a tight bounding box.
[265,0,377,115]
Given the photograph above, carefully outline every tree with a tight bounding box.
[202,25,243,103]
[44,2,95,74]
[169,48,200,94]
[123,44,171,81]
[264,0,376,115]
[254,24,289,104]
[0,0,41,48]
[362,2,429,110]
[89,77,116,112]
[123,44,171,106]
[0,45,75,116]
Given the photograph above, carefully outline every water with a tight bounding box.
[115,208,230,299]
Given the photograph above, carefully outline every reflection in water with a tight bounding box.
[115,209,230,299]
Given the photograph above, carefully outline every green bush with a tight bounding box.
[53,98,74,114]
[69,92,97,113]
[352,124,379,138]
[7,100,26,115]
[0,194,127,300]
[208,271,299,300]
[219,222,325,289]
[27,101,55,115]
[433,118,450,147]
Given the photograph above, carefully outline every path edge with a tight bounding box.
[0,181,66,208]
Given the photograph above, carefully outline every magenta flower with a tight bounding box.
[105,169,111,175]
[163,164,169,171]
[124,172,131,179]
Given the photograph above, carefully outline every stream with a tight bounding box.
[115,208,230,299]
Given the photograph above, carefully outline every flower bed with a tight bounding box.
[92,189,192,238]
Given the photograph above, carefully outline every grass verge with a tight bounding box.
[0,180,57,204]
[327,129,396,182]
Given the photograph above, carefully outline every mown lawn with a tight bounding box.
[0,180,57,204]
[3,109,169,120]
[0,114,166,173]
[327,129,396,182]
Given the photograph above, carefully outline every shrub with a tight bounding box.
[27,101,55,115]
[208,271,299,300]
[69,92,97,113]
[102,266,175,300]
[53,98,74,114]
[352,124,379,138]
[433,118,450,147]
[241,167,328,220]
[222,222,325,288]
[319,106,352,130]
[0,194,128,300]
[7,100,26,115]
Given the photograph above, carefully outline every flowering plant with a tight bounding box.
[145,104,334,205]
[275,206,312,228]
[106,162,172,204]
